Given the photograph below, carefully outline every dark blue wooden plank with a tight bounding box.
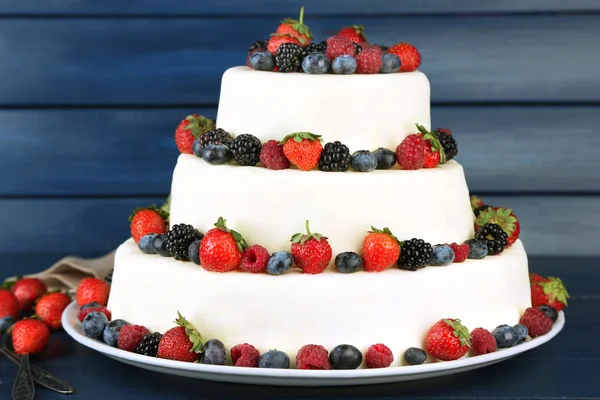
[1,0,599,15]
[0,15,598,104]
[0,106,596,196]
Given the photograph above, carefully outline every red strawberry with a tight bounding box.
[475,207,520,248]
[417,123,446,168]
[200,217,247,272]
[129,205,169,244]
[267,34,301,54]
[78,305,111,322]
[157,312,203,362]
[361,227,401,272]
[174,114,215,154]
[425,319,471,361]
[337,25,367,44]
[35,292,71,330]
[387,42,421,72]
[12,319,50,354]
[355,48,383,74]
[325,36,356,61]
[281,132,323,171]
[274,7,313,45]
[396,134,425,170]
[290,221,332,274]
[9,278,47,311]
[529,274,569,311]
[0,289,19,319]
[423,139,441,168]
[448,243,469,263]
[76,278,110,307]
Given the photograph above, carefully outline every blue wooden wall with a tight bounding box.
[0,0,599,260]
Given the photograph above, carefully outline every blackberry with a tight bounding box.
[475,223,508,255]
[398,239,433,271]
[318,141,351,172]
[231,134,262,166]
[165,224,204,261]
[199,128,234,152]
[135,332,163,357]
[248,39,269,55]
[435,130,458,161]
[473,204,491,217]
[276,43,304,72]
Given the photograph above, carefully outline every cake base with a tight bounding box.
[108,239,531,367]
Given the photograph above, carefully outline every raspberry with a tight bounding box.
[260,140,290,170]
[396,134,425,170]
[296,344,331,370]
[118,325,150,352]
[519,307,553,337]
[448,243,470,263]
[231,343,260,367]
[356,48,383,74]
[470,328,497,355]
[77,306,112,322]
[240,245,270,273]
[365,343,394,368]
[325,36,356,61]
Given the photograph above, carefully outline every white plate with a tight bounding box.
[62,302,565,386]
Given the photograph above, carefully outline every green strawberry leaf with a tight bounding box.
[443,319,471,348]
[539,277,570,306]
[281,132,322,145]
[175,311,204,353]
[290,220,328,245]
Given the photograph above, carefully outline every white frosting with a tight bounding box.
[169,155,475,258]
[108,239,531,366]
[216,67,431,151]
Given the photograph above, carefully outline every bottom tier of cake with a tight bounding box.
[108,239,531,367]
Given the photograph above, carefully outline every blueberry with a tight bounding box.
[267,251,293,275]
[373,148,396,169]
[351,150,378,172]
[259,349,290,369]
[430,245,455,266]
[302,53,330,74]
[192,138,203,158]
[250,51,275,71]
[103,319,130,346]
[538,305,558,322]
[80,302,102,311]
[332,55,357,74]
[335,252,363,273]
[202,144,233,165]
[403,347,427,365]
[188,239,202,265]
[152,234,171,257]
[329,344,363,369]
[492,324,517,348]
[82,311,109,339]
[0,316,16,333]
[203,339,227,365]
[138,234,157,254]
[513,323,529,344]
[380,54,401,73]
[464,239,488,259]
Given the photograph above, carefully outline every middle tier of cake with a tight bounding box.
[169,155,475,258]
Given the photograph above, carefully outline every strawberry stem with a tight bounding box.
[299,6,304,24]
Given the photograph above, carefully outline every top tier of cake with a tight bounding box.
[216,66,431,151]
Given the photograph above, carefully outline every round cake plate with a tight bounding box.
[62,302,565,386]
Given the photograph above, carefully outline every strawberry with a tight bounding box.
[290,220,332,274]
[425,319,471,361]
[475,207,520,248]
[174,114,215,154]
[530,274,569,311]
[281,132,323,171]
[274,7,313,45]
[423,140,440,168]
[387,42,421,72]
[355,48,383,74]
[361,227,401,272]
[267,34,301,54]
[396,134,425,170]
[337,25,367,44]
[76,277,110,307]
[0,289,19,319]
[325,36,356,61]
[129,205,169,244]
[12,319,50,355]
[417,123,446,168]
[157,312,203,362]
[200,217,247,272]
[9,278,46,310]
[35,292,71,330]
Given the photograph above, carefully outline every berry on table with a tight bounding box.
[365,343,394,368]
[35,292,71,330]
[232,134,262,166]
[157,312,203,362]
[464,239,488,259]
[82,311,110,340]
[136,332,163,357]
[434,128,458,161]
[174,114,215,154]
[259,349,291,369]
[470,328,497,355]
[332,55,357,74]
[276,43,304,72]
[203,339,227,365]
[281,132,323,171]
[78,305,111,322]
[513,323,529,344]
[202,144,234,165]
[530,274,569,311]
[398,238,433,271]
[318,141,351,172]
[129,205,169,244]
[199,128,234,152]
[138,234,157,254]
[302,53,330,74]
[266,251,294,275]
[188,240,202,265]
[165,223,204,261]
[425,319,471,361]
[11,319,50,355]
[351,150,378,172]
[200,217,247,272]
[387,42,421,72]
[290,220,333,274]
[275,6,313,45]
[231,343,261,367]
[361,227,400,272]
[10,278,47,311]
[380,54,401,73]
[373,148,396,169]
[396,134,425,170]
[260,140,290,170]
[249,51,275,71]
[329,344,363,369]
[0,289,19,319]
[475,207,520,249]
[76,277,110,307]
[475,223,508,255]
[240,245,270,273]
[296,344,331,370]
[430,245,455,266]
[403,347,427,365]
[337,25,367,43]
[356,48,382,74]
[538,305,559,322]
[267,34,302,55]
[103,319,129,347]
[326,36,356,61]
[448,243,469,263]
[492,324,517,348]
[519,307,553,337]
[152,233,171,257]
[334,252,363,273]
